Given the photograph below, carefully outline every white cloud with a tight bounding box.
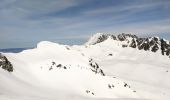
[0,0,170,48]
[83,1,170,16]
[95,19,170,35]
[0,0,79,20]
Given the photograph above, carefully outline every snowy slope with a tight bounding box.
[1,33,170,100]
[74,34,170,100]
[0,41,138,100]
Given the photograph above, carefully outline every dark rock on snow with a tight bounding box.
[89,58,105,76]
[0,53,13,72]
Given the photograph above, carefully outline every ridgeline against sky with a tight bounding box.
[0,0,170,48]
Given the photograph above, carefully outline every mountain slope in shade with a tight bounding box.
[0,41,138,100]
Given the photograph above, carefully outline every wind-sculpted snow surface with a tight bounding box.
[0,41,138,100]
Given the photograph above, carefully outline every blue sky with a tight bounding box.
[0,0,170,48]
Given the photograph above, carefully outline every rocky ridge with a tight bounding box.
[86,33,170,57]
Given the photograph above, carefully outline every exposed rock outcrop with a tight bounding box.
[89,58,105,76]
[0,53,13,72]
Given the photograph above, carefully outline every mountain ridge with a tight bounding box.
[86,33,170,58]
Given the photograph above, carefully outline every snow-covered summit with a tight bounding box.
[85,33,112,45]
[37,41,60,48]
[86,33,137,45]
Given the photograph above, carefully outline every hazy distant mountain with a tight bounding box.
[0,48,28,53]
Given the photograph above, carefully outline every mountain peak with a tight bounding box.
[85,33,111,45]
[37,41,61,48]
[86,33,138,45]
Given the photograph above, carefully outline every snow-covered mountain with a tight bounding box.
[0,33,170,100]
[0,41,138,100]
[86,33,170,58]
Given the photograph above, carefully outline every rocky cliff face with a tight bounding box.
[0,53,13,72]
[86,33,170,58]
